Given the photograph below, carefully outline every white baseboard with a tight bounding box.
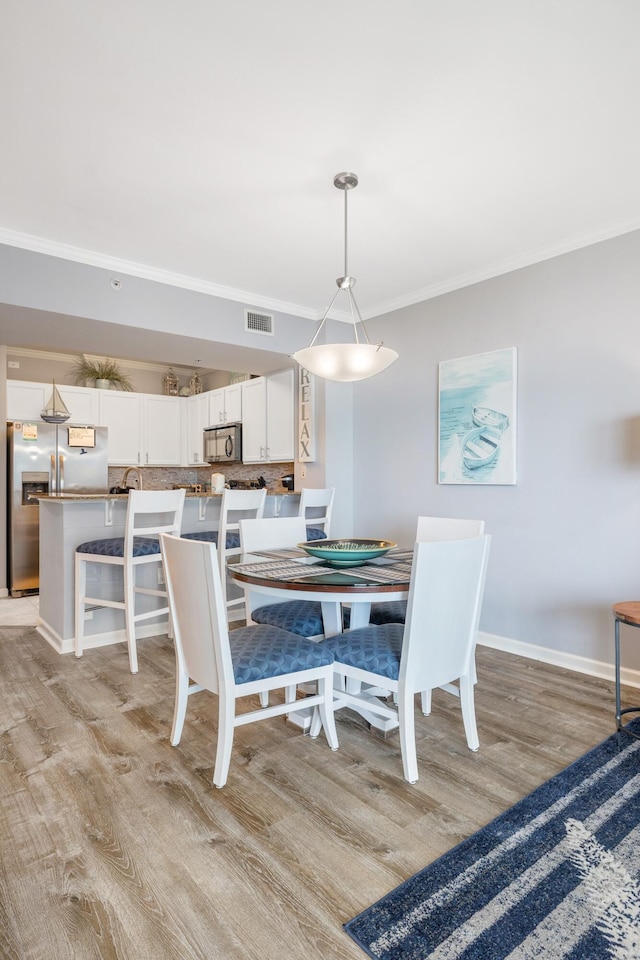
[478,631,640,690]
[37,619,170,656]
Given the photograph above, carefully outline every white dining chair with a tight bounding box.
[315,535,491,783]
[368,516,485,626]
[160,533,338,787]
[183,488,266,615]
[297,487,334,541]
[75,489,186,673]
[239,516,326,640]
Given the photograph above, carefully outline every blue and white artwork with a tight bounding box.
[438,347,517,485]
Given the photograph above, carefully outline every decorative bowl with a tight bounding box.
[297,538,396,568]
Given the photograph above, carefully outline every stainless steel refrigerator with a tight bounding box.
[7,421,109,596]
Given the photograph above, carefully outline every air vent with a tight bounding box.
[245,310,274,336]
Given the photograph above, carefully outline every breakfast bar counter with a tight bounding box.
[37,492,301,654]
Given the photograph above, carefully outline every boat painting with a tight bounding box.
[472,405,509,432]
[461,426,503,469]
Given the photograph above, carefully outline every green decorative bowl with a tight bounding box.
[298,538,396,568]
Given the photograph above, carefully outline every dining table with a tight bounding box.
[228,544,413,733]
[228,544,413,635]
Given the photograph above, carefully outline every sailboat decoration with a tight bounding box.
[41,380,71,423]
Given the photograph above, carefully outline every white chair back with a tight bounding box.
[125,489,186,547]
[400,535,491,694]
[298,487,334,537]
[239,516,308,554]
[415,516,485,541]
[160,533,228,697]
[218,488,267,609]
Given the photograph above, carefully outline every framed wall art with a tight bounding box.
[438,347,517,485]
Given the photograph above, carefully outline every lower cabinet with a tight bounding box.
[241,369,294,463]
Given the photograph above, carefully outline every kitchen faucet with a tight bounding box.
[121,466,143,490]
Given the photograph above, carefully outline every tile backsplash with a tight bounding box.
[107,462,295,492]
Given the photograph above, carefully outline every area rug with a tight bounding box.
[346,721,640,959]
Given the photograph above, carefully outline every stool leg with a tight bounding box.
[615,616,622,732]
[75,554,86,658]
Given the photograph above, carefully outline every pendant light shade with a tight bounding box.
[292,173,398,383]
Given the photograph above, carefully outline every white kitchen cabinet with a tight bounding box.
[208,384,242,425]
[7,381,48,421]
[98,392,181,465]
[7,380,99,424]
[144,395,182,465]
[185,393,210,464]
[241,369,294,463]
[98,392,143,465]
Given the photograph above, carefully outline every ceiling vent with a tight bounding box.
[245,309,274,336]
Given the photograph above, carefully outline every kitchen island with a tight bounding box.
[37,491,301,655]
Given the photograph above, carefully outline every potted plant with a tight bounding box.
[71,357,134,391]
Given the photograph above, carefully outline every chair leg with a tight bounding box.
[398,685,419,784]
[459,674,479,751]
[421,688,432,716]
[171,668,190,745]
[310,674,339,750]
[74,554,86,658]
[213,692,236,789]
[123,560,138,674]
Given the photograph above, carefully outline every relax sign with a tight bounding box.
[298,367,315,462]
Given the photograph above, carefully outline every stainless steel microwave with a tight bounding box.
[203,423,242,463]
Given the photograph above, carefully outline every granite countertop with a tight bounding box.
[38,489,298,502]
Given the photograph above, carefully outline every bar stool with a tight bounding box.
[612,601,640,740]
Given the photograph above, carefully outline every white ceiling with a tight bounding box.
[2,1,640,342]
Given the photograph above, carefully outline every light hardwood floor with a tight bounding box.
[0,626,627,959]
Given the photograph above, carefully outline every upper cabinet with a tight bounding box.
[143,395,182,465]
[241,369,294,463]
[185,393,210,465]
[208,384,242,425]
[99,392,181,465]
[7,381,100,424]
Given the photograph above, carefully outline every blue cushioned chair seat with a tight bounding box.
[305,527,327,541]
[230,623,334,683]
[369,600,407,625]
[251,600,324,637]
[181,530,241,548]
[321,623,405,681]
[76,536,161,558]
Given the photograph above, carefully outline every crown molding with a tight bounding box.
[3,217,640,327]
[0,228,319,321]
[362,217,640,319]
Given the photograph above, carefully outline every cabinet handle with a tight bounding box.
[260,446,264,459]
[146,453,149,464]
[266,447,270,460]
[137,452,141,464]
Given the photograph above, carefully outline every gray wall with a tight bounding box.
[354,228,640,673]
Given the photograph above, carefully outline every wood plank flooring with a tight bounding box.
[0,627,628,959]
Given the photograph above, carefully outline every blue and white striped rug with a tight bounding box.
[346,722,640,959]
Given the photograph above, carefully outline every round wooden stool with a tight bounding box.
[612,602,640,740]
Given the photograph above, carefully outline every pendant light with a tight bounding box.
[292,172,398,382]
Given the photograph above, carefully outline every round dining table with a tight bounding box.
[228,549,412,636]
[229,547,413,734]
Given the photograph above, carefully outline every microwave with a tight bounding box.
[203,423,242,463]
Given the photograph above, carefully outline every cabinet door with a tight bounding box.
[144,396,181,465]
[241,377,267,462]
[266,369,294,462]
[224,384,242,423]
[99,392,143,465]
[208,388,226,425]
[7,381,48,421]
[57,385,100,425]
[186,393,209,464]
